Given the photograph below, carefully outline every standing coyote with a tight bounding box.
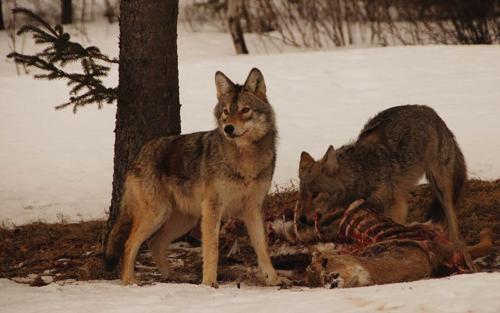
[299,105,466,241]
[104,68,286,287]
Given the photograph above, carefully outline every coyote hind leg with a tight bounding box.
[426,168,460,242]
[121,209,168,285]
[149,211,198,278]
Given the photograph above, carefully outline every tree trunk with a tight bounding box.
[107,1,181,226]
[0,0,5,30]
[228,0,249,54]
[61,0,73,24]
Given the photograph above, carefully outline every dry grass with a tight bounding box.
[1,179,498,286]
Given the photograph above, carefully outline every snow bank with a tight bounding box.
[1,273,499,313]
[1,21,499,313]
[1,23,500,225]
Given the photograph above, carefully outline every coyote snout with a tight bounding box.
[223,124,247,138]
[223,124,235,135]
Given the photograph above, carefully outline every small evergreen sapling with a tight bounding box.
[7,8,118,112]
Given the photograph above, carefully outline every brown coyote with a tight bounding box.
[104,68,287,287]
[299,105,466,241]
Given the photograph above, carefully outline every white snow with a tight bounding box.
[1,20,500,313]
[1,273,500,313]
[1,22,500,225]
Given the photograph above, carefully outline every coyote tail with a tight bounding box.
[103,208,132,271]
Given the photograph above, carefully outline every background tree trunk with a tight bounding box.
[107,1,181,226]
[0,0,4,30]
[228,0,249,54]
[61,0,73,24]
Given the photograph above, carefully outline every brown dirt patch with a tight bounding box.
[1,179,498,286]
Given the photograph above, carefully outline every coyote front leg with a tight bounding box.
[201,198,222,287]
[242,207,288,286]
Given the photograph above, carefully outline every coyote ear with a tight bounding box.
[322,145,337,170]
[243,68,267,100]
[300,151,315,172]
[215,71,235,99]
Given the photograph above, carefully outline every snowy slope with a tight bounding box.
[1,20,500,313]
[1,23,500,226]
[1,273,500,313]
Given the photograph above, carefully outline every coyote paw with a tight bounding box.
[121,276,137,286]
[266,274,292,287]
[202,280,219,288]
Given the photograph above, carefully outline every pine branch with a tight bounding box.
[6,8,118,112]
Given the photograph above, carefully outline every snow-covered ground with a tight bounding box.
[1,22,499,225]
[1,20,500,313]
[2,273,500,313]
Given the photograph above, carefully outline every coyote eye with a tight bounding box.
[241,107,250,114]
[223,109,229,115]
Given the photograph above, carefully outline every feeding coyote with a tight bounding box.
[104,68,287,287]
[299,105,466,241]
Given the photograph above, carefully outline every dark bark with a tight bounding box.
[107,1,181,226]
[61,0,73,24]
[228,0,249,54]
[0,0,5,30]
